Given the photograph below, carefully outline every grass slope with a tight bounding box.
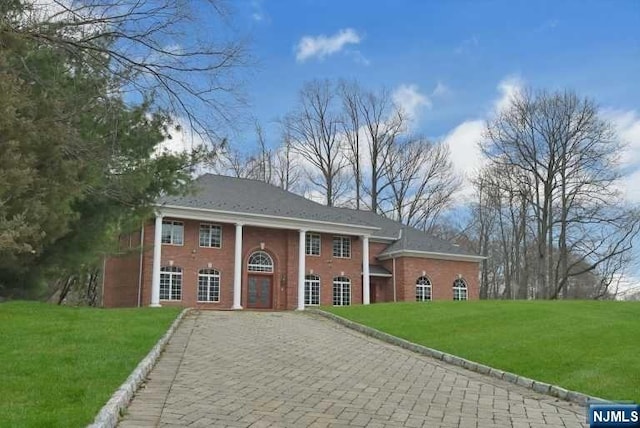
[0,301,181,427]
[326,301,639,403]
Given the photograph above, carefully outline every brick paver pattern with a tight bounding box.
[119,311,588,428]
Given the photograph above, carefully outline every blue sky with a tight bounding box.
[221,0,640,202]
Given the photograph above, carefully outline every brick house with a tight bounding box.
[102,174,483,309]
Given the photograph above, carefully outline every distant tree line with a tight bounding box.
[216,84,639,300]
[468,90,639,299]
[214,79,461,233]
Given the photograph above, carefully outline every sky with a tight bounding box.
[220,0,640,203]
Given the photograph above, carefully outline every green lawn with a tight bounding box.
[0,301,181,427]
[326,301,640,403]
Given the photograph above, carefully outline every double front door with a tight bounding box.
[247,275,272,309]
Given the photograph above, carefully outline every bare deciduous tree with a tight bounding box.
[4,0,248,141]
[273,120,300,192]
[339,80,363,209]
[286,79,347,206]
[385,137,461,231]
[339,82,405,212]
[478,89,640,299]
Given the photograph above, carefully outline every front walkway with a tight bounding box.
[119,311,587,428]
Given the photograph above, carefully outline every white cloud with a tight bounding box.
[295,28,362,62]
[156,117,210,156]
[494,75,524,114]
[392,84,431,123]
[442,76,524,200]
[598,108,640,202]
[621,168,640,203]
[603,108,640,167]
[442,120,485,201]
[26,0,73,21]
[444,76,640,206]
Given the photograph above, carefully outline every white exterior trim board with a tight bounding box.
[378,250,485,263]
[159,205,378,236]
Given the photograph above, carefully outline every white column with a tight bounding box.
[232,223,243,309]
[297,229,306,311]
[362,235,370,305]
[150,214,163,307]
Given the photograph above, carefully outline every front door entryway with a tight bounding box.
[247,275,272,309]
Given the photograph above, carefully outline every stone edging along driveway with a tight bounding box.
[308,309,608,408]
[87,308,191,428]
[90,307,605,427]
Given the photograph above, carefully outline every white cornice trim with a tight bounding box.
[378,250,485,263]
[158,205,379,236]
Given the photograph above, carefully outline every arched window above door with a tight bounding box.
[247,251,274,273]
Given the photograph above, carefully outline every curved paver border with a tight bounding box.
[87,308,191,428]
[308,308,608,407]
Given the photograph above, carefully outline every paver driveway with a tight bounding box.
[119,311,587,428]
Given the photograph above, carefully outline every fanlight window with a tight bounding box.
[453,278,468,301]
[416,276,432,302]
[247,251,274,273]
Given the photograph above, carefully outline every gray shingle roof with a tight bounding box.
[334,207,402,239]
[379,226,475,257]
[158,174,373,227]
[369,265,392,276]
[159,174,480,259]
[339,208,477,257]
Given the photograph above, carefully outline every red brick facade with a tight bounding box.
[103,217,480,308]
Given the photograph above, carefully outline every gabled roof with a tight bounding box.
[158,174,481,261]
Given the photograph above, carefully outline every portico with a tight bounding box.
[147,206,376,310]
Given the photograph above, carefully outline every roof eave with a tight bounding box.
[378,249,486,262]
[369,236,397,243]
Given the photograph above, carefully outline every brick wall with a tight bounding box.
[102,231,143,307]
[305,233,364,306]
[104,218,480,308]
[140,219,237,309]
[394,256,480,301]
[241,226,295,310]
[136,219,366,309]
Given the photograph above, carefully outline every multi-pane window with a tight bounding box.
[453,278,468,301]
[305,233,321,256]
[247,251,274,272]
[160,266,182,300]
[416,276,432,301]
[305,274,320,306]
[332,236,351,258]
[199,224,222,248]
[332,276,351,306]
[161,220,184,245]
[198,269,220,302]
